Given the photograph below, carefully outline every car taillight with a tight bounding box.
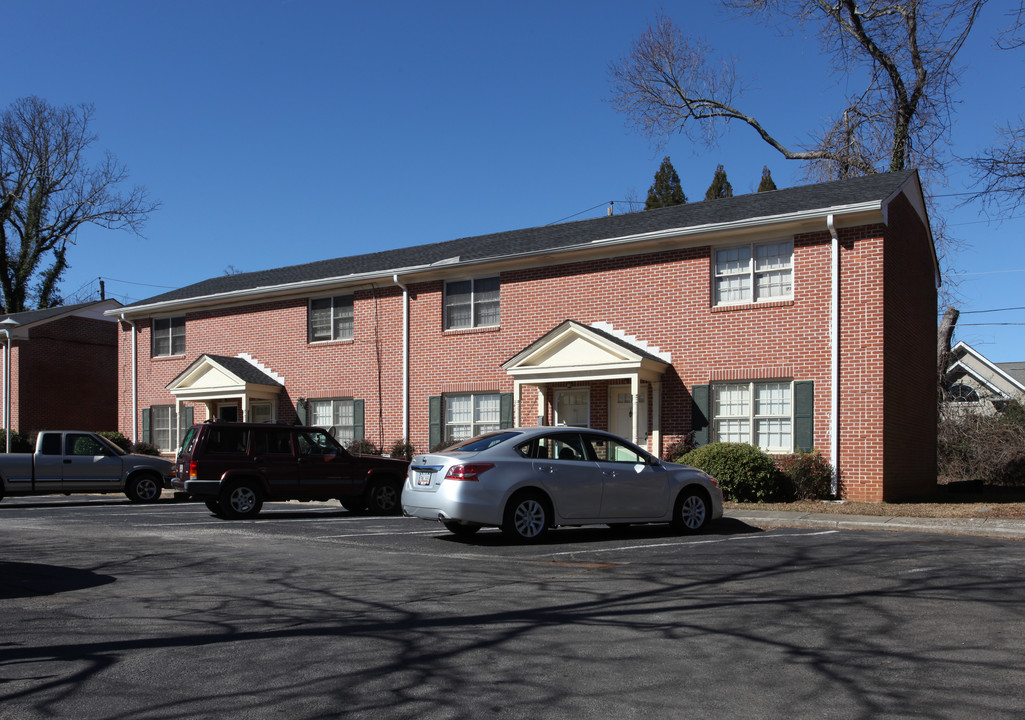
[444,463,494,481]
[189,461,198,480]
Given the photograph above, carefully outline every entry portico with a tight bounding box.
[502,321,670,449]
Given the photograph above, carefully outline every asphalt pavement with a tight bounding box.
[726,507,1025,540]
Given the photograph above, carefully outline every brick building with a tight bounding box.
[109,170,938,501]
[1,299,122,439]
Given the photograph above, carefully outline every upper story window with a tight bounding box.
[445,276,500,329]
[152,317,185,357]
[309,295,354,342]
[713,240,793,306]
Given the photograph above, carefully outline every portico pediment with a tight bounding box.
[167,354,283,401]
[502,320,669,384]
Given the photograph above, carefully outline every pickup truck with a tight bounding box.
[173,421,410,519]
[0,431,174,503]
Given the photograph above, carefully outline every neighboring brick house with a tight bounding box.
[108,170,938,501]
[1,299,122,438]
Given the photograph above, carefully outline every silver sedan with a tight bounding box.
[402,427,723,542]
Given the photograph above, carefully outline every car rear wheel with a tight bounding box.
[502,492,550,543]
[443,520,482,537]
[366,479,402,515]
[125,473,162,503]
[341,499,366,513]
[672,488,710,534]
[220,481,263,519]
[204,499,224,516]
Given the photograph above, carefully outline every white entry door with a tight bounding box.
[554,389,590,427]
[610,385,648,443]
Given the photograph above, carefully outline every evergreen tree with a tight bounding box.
[645,156,687,209]
[758,166,777,192]
[704,164,733,200]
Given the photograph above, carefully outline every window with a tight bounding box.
[444,393,501,443]
[150,406,176,451]
[309,295,354,342]
[309,398,357,444]
[66,433,110,457]
[948,383,980,403]
[713,381,793,452]
[152,317,185,357]
[444,276,500,329]
[713,241,793,305]
[585,434,649,464]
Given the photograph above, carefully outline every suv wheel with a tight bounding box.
[220,481,263,519]
[366,479,401,515]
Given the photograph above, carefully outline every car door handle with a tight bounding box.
[64,459,72,464]
[536,465,555,473]
[602,470,617,477]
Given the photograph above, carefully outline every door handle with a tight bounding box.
[64,459,72,464]
[602,470,616,477]
[537,465,555,473]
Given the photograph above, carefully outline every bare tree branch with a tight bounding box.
[0,96,158,312]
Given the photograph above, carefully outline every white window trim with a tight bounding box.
[308,295,355,343]
[444,276,501,330]
[444,392,502,443]
[151,316,185,357]
[712,239,794,307]
[712,380,794,453]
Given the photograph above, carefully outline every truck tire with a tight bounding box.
[219,480,263,519]
[125,473,163,503]
[365,478,402,515]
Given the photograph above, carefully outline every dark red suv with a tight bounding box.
[173,421,409,519]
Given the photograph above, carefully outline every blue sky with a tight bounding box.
[7,0,1025,360]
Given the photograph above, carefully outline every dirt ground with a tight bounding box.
[726,483,1025,520]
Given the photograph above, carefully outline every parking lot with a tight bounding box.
[3,495,1025,719]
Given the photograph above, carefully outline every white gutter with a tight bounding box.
[393,274,409,443]
[827,214,840,497]
[120,314,139,442]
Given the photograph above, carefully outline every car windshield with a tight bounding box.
[446,431,521,453]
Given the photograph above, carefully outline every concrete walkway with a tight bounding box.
[724,508,1025,541]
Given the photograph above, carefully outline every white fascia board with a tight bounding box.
[949,341,1025,395]
[108,201,884,319]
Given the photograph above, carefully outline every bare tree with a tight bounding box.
[965,3,1025,210]
[609,1,986,180]
[0,96,157,313]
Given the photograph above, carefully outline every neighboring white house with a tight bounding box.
[944,341,1025,413]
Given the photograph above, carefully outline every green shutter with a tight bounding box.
[691,385,709,446]
[500,392,514,429]
[429,395,442,451]
[141,408,151,444]
[353,399,365,440]
[794,381,814,452]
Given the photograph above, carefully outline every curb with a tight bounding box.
[724,509,1025,541]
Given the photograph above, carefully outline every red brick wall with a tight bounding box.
[117,202,937,501]
[11,317,118,435]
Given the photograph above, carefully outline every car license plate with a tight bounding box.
[416,471,433,486]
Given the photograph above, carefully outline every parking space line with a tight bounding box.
[544,529,839,557]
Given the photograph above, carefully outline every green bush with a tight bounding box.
[97,431,132,453]
[388,439,415,460]
[777,451,834,500]
[0,429,33,453]
[679,442,787,502]
[345,438,380,455]
[131,441,162,456]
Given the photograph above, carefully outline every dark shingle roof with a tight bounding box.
[0,300,120,326]
[123,170,918,311]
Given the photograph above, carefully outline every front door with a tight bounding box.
[296,428,354,498]
[610,385,648,444]
[61,432,123,493]
[554,388,589,427]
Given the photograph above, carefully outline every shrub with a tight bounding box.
[97,431,132,453]
[938,405,1025,486]
[0,429,33,453]
[131,441,162,456]
[777,451,834,500]
[346,438,380,455]
[388,439,415,460]
[663,434,694,462]
[679,442,787,502]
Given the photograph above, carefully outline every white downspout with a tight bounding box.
[120,314,139,443]
[393,275,409,444]
[827,215,840,497]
